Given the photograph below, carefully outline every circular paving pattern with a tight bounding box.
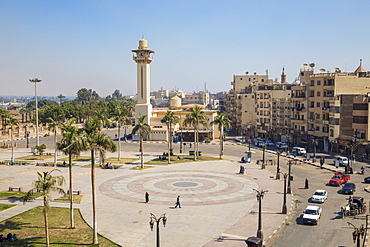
[99,170,258,206]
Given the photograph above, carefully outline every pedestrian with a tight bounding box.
[304,178,309,189]
[348,196,353,205]
[145,192,149,203]
[335,160,339,169]
[175,195,181,208]
[361,166,365,175]
[306,153,310,161]
[190,143,192,149]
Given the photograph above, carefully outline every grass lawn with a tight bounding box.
[0,191,42,200]
[0,206,120,246]
[81,163,123,169]
[105,157,139,163]
[0,204,16,212]
[53,195,84,203]
[16,155,53,160]
[146,155,221,165]
[58,156,92,162]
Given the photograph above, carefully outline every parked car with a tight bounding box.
[276,142,288,149]
[334,155,349,166]
[341,183,356,195]
[265,140,274,146]
[256,140,265,147]
[302,205,322,225]
[364,177,370,183]
[329,173,350,186]
[292,147,307,156]
[311,189,328,203]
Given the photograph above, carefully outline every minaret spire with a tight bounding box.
[132,38,155,125]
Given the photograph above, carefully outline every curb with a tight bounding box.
[265,193,295,245]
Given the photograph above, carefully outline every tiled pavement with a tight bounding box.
[0,148,293,246]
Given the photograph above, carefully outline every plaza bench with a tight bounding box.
[9,187,23,192]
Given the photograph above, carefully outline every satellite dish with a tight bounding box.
[309,63,315,68]
[301,63,308,67]
[318,68,326,73]
[333,67,341,72]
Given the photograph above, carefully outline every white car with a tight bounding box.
[265,140,274,146]
[302,205,322,225]
[311,189,327,203]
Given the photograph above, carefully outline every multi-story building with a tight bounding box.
[292,62,370,152]
[183,91,210,106]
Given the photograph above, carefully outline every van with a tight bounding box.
[334,155,349,166]
[292,147,307,156]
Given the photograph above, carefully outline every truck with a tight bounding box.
[329,173,350,186]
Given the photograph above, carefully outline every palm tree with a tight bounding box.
[211,113,231,159]
[23,169,65,247]
[47,117,61,166]
[8,116,18,163]
[111,106,131,161]
[132,115,151,169]
[0,108,10,130]
[161,111,180,163]
[84,116,117,244]
[57,118,86,228]
[183,105,209,160]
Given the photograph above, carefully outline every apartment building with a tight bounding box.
[292,62,370,152]
[183,91,210,106]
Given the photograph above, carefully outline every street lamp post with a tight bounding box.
[166,120,170,164]
[312,138,317,163]
[276,151,281,179]
[262,145,266,169]
[149,213,167,247]
[249,138,252,159]
[29,78,42,147]
[347,222,365,247]
[287,160,292,194]
[282,173,288,214]
[253,189,268,239]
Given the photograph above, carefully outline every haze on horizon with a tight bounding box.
[1,0,369,97]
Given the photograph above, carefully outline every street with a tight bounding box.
[2,132,369,246]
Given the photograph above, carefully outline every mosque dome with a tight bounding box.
[170,95,181,108]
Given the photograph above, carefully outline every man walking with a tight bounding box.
[175,195,181,208]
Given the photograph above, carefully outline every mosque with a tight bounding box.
[131,38,219,142]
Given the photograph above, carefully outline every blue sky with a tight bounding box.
[1,0,369,97]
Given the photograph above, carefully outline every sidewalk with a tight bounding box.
[0,148,293,246]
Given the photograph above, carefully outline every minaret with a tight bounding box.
[132,38,154,125]
[281,67,287,83]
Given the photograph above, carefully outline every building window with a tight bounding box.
[317,81,321,86]
[310,80,314,86]
[317,91,321,97]
[240,78,243,80]
[316,102,320,107]
[261,79,264,82]
[248,78,251,81]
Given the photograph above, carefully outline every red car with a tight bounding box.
[329,173,350,186]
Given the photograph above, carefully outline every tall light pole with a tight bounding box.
[29,78,42,147]
[149,213,167,247]
[253,188,268,239]
[276,151,281,179]
[347,222,365,247]
[282,173,288,214]
[287,160,292,194]
[262,145,266,169]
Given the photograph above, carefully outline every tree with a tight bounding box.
[57,118,86,228]
[161,111,180,163]
[7,116,18,162]
[132,115,151,169]
[35,144,47,155]
[84,116,117,244]
[23,169,65,247]
[183,105,209,160]
[111,106,131,160]
[211,113,231,159]
[57,94,65,104]
[76,88,92,105]
[47,117,62,166]
[0,108,10,130]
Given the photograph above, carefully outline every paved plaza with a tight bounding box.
[0,147,293,246]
